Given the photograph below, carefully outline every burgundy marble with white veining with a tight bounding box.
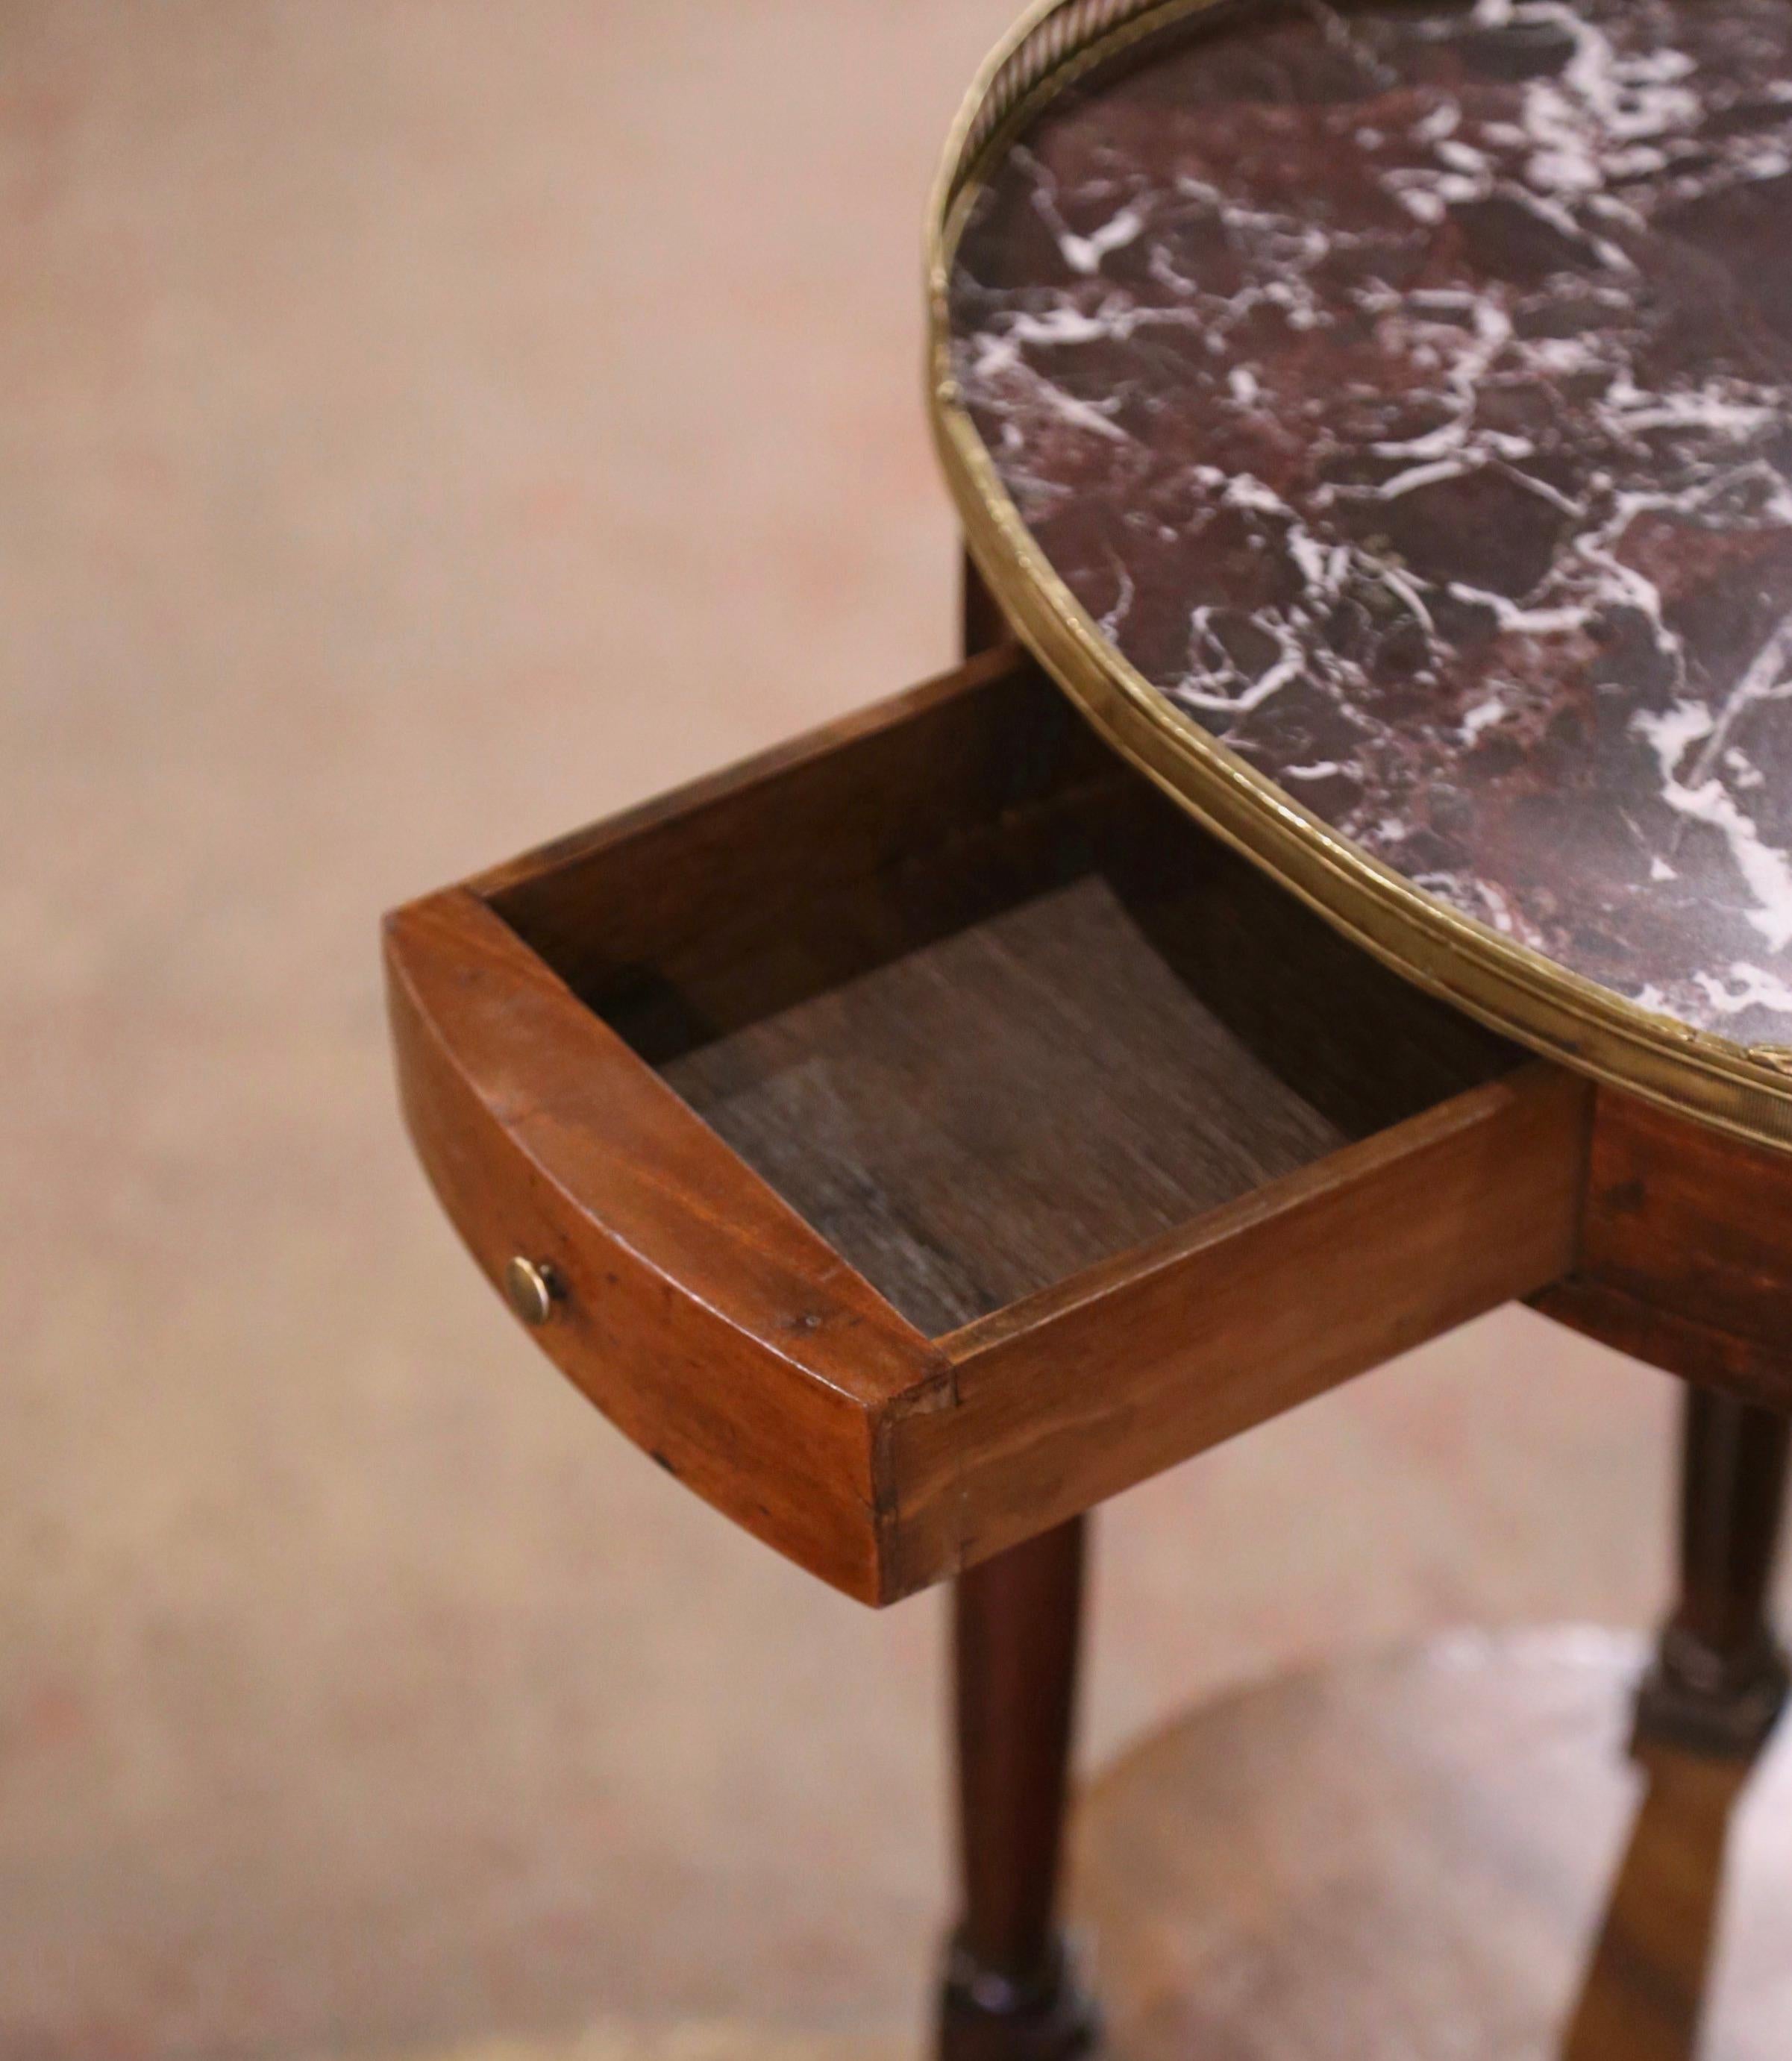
[949,0,1792,1044]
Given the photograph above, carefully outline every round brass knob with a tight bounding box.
[504,1255,560,1326]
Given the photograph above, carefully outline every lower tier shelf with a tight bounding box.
[1072,1629,1790,2060]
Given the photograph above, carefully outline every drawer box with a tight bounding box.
[386,647,1589,1604]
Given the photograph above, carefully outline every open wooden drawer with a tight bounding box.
[385,647,1591,1605]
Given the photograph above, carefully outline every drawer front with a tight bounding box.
[386,658,1603,1604]
[384,887,944,1604]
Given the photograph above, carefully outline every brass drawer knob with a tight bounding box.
[504,1255,562,1326]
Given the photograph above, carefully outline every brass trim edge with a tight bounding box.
[924,0,1792,1156]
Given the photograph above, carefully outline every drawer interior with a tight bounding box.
[484,653,1517,1338]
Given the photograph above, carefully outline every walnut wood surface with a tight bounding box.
[383,888,945,1603]
[595,651,1514,1337]
[1576,1089,1792,1360]
[889,1061,1588,1581]
[660,868,1481,1337]
[1638,1387,1791,1758]
[386,644,1792,1605]
[1073,1631,1791,2060]
[386,653,1600,1602]
[940,1519,1095,2061]
[477,644,1113,1044]
[1536,1086,1792,1415]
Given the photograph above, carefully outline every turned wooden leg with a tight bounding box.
[939,555,1093,2060]
[938,1518,1097,2061]
[1636,1384,1791,1758]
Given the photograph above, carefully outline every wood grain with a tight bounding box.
[477,646,1114,1040]
[1072,1630,1789,2060]
[654,825,1515,1337]
[1535,1085,1792,1415]
[1535,1278,1792,1414]
[1636,1386,1791,1758]
[1574,1088,1792,1355]
[389,658,1594,1605]
[539,647,1514,1337]
[664,873,1365,1337]
[939,1519,1095,2061]
[383,887,944,1604]
[556,654,1563,1590]
[884,1063,1591,1585]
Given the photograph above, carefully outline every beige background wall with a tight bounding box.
[1,6,1716,2058]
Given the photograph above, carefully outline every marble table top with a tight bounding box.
[936,0,1792,1128]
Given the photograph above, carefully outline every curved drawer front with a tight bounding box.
[384,888,944,1603]
[385,654,1599,1603]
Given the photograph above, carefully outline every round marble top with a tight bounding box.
[930,0,1792,1148]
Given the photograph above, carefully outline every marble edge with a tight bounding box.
[921,1,1792,1154]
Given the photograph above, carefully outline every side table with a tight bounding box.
[386,0,1792,2050]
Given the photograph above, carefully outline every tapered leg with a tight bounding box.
[937,1519,1097,2061]
[938,552,1091,2060]
[1636,1384,1791,1758]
